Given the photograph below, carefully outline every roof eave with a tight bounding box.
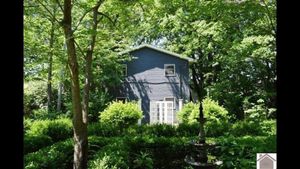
[119,44,196,63]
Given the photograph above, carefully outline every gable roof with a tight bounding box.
[257,154,276,162]
[120,44,195,62]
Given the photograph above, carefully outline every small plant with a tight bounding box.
[133,151,153,169]
[99,101,142,131]
[90,154,118,169]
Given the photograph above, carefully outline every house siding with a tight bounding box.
[116,47,190,123]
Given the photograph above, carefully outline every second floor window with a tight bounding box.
[121,64,127,77]
[164,64,175,76]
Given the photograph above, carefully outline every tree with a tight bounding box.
[30,0,143,168]
[134,0,276,121]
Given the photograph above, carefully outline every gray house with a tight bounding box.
[116,44,194,124]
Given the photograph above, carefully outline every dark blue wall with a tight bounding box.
[116,47,190,123]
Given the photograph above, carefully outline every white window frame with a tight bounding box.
[164,64,176,76]
[122,64,127,77]
[164,97,176,109]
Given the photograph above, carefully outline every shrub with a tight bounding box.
[24,81,47,116]
[212,135,276,169]
[230,120,263,136]
[141,124,177,137]
[89,138,130,169]
[88,122,120,137]
[203,98,229,123]
[177,98,229,125]
[25,139,74,169]
[24,134,53,154]
[26,118,72,142]
[244,99,276,122]
[177,102,198,124]
[127,136,194,169]
[24,118,33,133]
[25,136,113,169]
[260,119,276,135]
[176,123,200,137]
[205,121,231,137]
[99,101,142,130]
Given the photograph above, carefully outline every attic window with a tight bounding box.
[164,64,175,76]
[121,64,127,76]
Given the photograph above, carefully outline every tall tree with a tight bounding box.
[82,1,103,124]
[61,0,88,168]
[46,5,58,113]
[134,0,276,120]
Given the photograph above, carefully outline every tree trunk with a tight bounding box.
[57,68,64,112]
[62,0,88,168]
[191,63,206,140]
[82,2,102,124]
[47,12,56,113]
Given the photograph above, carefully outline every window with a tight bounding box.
[116,97,127,103]
[121,64,127,76]
[164,64,175,76]
[164,97,176,109]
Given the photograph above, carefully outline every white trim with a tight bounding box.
[164,64,176,76]
[164,97,176,109]
[119,44,195,62]
[179,99,183,111]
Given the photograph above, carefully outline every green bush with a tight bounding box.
[212,135,276,169]
[26,118,72,142]
[205,121,231,137]
[46,119,73,142]
[24,118,33,133]
[260,120,276,135]
[141,124,177,137]
[25,136,113,169]
[244,99,277,121]
[24,134,53,154]
[99,101,142,130]
[230,120,263,136]
[177,98,229,125]
[176,123,200,136]
[25,139,74,169]
[89,138,130,169]
[24,81,47,116]
[177,102,198,124]
[127,135,194,169]
[88,122,120,137]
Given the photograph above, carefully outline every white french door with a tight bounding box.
[150,101,174,124]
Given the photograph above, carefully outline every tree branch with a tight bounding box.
[36,0,61,24]
[74,40,86,59]
[97,12,117,26]
[73,8,94,33]
[260,0,276,36]
[55,0,64,13]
